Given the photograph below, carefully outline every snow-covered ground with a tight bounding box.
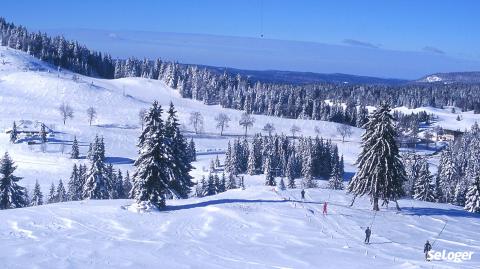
[1,46,480,268]
[393,106,479,132]
[0,177,479,269]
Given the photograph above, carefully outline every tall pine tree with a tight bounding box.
[71,136,80,159]
[164,102,194,198]
[83,136,109,199]
[131,101,169,208]
[348,104,406,211]
[465,173,480,213]
[413,161,435,202]
[0,152,27,209]
[31,180,43,206]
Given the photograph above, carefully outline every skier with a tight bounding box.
[323,202,328,215]
[301,189,305,200]
[364,227,371,244]
[424,240,432,261]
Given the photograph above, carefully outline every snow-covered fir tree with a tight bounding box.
[0,152,27,209]
[414,161,435,202]
[196,176,207,197]
[123,171,132,198]
[23,188,30,207]
[226,173,237,190]
[437,146,459,203]
[70,136,80,159]
[286,153,296,188]
[454,178,469,206]
[220,173,227,192]
[278,177,286,191]
[215,155,221,168]
[328,160,344,190]
[264,156,276,186]
[115,170,125,199]
[67,164,82,201]
[56,179,67,202]
[214,174,225,193]
[48,182,56,203]
[403,153,422,197]
[105,164,117,199]
[187,138,197,162]
[209,160,216,173]
[465,173,480,213]
[238,176,245,190]
[83,135,110,199]
[30,180,43,206]
[301,142,316,188]
[131,101,169,208]
[206,173,216,196]
[164,103,194,199]
[348,104,406,211]
[247,143,257,175]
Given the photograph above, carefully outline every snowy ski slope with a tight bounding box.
[0,46,479,268]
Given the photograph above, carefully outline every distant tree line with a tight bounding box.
[0,17,114,77]
[3,16,480,128]
[223,134,344,189]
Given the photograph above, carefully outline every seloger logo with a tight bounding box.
[427,250,474,262]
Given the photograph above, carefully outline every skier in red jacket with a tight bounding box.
[323,202,328,215]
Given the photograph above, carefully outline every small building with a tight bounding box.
[4,120,54,141]
[439,129,464,141]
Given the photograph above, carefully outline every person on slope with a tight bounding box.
[364,227,371,244]
[301,189,305,200]
[424,240,432,261]
[323,202,328,215]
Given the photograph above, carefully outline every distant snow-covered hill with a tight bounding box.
[416,71,480,84]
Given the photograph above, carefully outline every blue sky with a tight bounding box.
[2,0,480,78]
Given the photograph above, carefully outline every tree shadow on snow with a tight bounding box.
[402,207,480,219]
[165,198,323,211]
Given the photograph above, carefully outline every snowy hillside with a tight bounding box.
[1,177,480,269]
[1,46,480,269]
[393,106,480,132]
[0,46,363,192]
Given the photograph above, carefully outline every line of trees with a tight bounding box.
[0,17,114,77]
[223,134,344,189]
[403,122,480,213]
[4,16,480,131]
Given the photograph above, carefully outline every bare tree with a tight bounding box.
[190,111,204,134]
[336,124,353,142]
[290,125,301,138]
[262,123,275,136]
[58,103,74,125]
[214,113,231,136]
[86,107,97,126]
[239,113,255,137]
[138,108,147,130]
